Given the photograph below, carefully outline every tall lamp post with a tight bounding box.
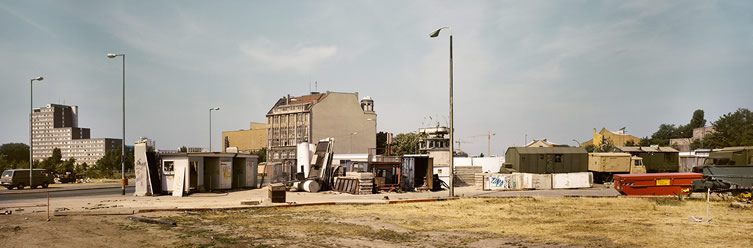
[209,107,220,152]
[106,53,126,196]
[29,76,44,189]
[572,139,581,147]
[430,26,454,197]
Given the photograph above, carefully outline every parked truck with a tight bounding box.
[695,146,753,172]
[588,153,645,183]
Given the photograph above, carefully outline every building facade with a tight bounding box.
[582,128,641,147]
[31,104,122,165]
[266,92,376,162]
[221,122,269,153]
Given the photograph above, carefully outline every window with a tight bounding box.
[163,161,175,175]
[554,154,563,163]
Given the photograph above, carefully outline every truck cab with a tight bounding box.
[630,157,646,174]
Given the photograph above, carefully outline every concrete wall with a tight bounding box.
[311,92,376,154]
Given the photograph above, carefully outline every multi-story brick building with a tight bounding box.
[31,104,122,165]
[266,91,376,162]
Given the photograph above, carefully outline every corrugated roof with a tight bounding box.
[617,146,678,153]
[508,147,587,154]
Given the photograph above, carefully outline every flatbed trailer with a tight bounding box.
[613,173,703,196]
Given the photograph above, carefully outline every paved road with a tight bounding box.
[0,186,135,202]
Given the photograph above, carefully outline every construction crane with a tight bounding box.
[454,140,471,149]
[462,130,496,156]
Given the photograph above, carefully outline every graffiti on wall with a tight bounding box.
[488,174,516,190]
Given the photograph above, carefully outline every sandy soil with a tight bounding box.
[2,197,751,247]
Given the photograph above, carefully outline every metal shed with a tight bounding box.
[617,146,679,173]
[505,147,588,174]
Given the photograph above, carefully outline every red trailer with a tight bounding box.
[613,173,703,196]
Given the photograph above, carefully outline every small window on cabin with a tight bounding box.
[163,161,174,175]
[554,154,563,163]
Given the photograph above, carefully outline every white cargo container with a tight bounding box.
[484,173,522,190]
[514,173,552,190]
[552,172,593,189]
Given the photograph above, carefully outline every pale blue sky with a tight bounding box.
[1,0,751,155]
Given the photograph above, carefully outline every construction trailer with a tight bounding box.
[504,147,588,174]
[616,146,679,173]
[159,152,259,195]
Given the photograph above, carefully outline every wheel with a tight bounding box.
[42,183,49,188]
[17,183,25,189]
[4,186,12,190]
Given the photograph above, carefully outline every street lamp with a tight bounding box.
[209,107,220,152]
[572,139,581,147]
[29,76,44,189]
[106,53,126,196]
[430,26,455,197]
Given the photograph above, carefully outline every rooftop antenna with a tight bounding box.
[315,81,318,92]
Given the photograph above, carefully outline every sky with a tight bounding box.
[1,0,752,156]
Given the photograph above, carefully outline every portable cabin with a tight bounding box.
[156,152,258,196]
[504,147,588,174]
[616,146,679,173]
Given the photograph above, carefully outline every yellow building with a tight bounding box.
[222,122,269,153]
[582,128,641,147]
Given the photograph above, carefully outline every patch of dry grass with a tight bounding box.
[320,197,753,247]
[149,197,753,247]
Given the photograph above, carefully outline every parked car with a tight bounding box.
[0,169,53,189]
[57,171,77,183]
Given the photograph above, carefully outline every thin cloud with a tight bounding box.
[240,41,337,73]
[0,3,57,38]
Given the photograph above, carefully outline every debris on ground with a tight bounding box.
[127,216,177,227]
[730,201,752,209]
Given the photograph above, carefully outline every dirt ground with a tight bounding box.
[1,197,751,247]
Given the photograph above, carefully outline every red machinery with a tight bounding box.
[613,173,703,196]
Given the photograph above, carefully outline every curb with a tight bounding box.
[135,197,461,213]
[0,185,133,195]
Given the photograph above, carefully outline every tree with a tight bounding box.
[392,132,421,155]
[649,124,680,146]
[252,147,267,163]
[703,108,753,148]
[0,143,30,163]
[93,150,122,178]
[39,148,63,173]
[179,146,188,152]
[624,140,637,147]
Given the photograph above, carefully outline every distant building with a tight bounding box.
[418,126,450,153]
[525,139,568,148]
[266,91,376,162]
[669,126,716,152]
[31,104,122,165]
[222,122,269,153]
[582,128,641,147]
